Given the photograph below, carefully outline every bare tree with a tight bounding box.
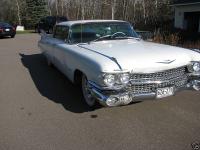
[0,0,174,31]
[111,0,116,20]
[55,0,59,15]
[142,0,146,24]
[16,0,21,25]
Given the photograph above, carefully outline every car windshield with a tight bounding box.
[70,22,139,44]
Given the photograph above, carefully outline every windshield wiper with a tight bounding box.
[89,35,141,44]
[89,35,112,43]
[114,36,141,40]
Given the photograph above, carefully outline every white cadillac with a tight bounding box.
[38,20,200,107]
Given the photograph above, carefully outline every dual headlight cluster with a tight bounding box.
[189,62,200,73]
[103,62,200,88]
[103,73,130,88]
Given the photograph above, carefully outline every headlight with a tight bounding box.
[193,62,200,72]
[188,62,200,73]
[103,73,130,88]
[119,73,130,85]
[103,74,115,87]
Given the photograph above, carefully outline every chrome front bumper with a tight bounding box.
[89,79,200,107]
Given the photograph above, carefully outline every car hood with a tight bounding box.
[78,39,200,73]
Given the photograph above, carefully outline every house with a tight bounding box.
[172,0,200,32]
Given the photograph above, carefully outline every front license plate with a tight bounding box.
[5,29,10,32]
[156,87,174,99]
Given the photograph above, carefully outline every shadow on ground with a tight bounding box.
[19,53,100,113]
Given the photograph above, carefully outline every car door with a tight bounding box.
[53,25,71,77]
[38,34,54,64]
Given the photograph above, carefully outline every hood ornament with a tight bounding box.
[156,59,176,64]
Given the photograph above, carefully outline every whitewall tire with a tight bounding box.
[81,75,96,107]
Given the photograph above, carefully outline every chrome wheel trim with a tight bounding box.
[82,75,95,107]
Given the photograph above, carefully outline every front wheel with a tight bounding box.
[81,75,96,108]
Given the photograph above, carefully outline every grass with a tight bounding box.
[16,30,35,34]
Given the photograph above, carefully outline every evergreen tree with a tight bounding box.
[26,0,48,29]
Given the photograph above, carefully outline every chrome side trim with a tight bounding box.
[88,81,105,90]
[78,44,122,70]
[110,57,122,70]
[90,88,108,106]
[191,49,200,53]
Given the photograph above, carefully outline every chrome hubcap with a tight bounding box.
[82,76,95,106]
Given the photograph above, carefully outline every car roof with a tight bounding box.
[57,20,128,27]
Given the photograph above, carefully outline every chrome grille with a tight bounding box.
[130,67,188,94]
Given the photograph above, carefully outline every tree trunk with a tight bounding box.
[61,0,64,16]
[142,0,146,24]
[55,0,59,16]
[47,0,52,16]
[16,0,21,25]
[81,0,85,20]
[112,0,116,20]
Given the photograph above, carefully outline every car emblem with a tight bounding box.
[156,59,176,64]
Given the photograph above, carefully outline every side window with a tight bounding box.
[54,26,69,41]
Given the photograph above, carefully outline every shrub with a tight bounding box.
[152,30,200,49]
[182,41,200,49]
[153,31,180,46]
